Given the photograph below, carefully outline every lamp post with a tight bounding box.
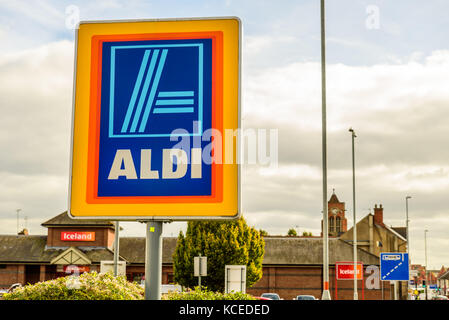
[424,229,428,300]
[16,209,21,234]
[406,196,411,299]
[113,221,120,276]
[320,0,331,300]
[349,128,358,300]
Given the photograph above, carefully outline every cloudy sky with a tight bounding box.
[1,0,449,270]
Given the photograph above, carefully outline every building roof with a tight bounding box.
[382,224,407,242]
[41,212,116,228]
[118,237,381,266]
[0,235,115,264]
[391,227,407,239]
[328,191,341,204]
[118,237,177,264]
[439,270,449,280]
[0,235,380,266]
[261,237,379,265]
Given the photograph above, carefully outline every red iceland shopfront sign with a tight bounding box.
[336,263,363,280]
[61,231,95,242]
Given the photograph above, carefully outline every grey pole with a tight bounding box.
[145,221,163,300]
[16,209,21,234]
[113,221,120,277]
[424,229,428,300]
[349,128,358,300]
[198,254,202,289]
[406,196,412,299]
[320,0,331,301]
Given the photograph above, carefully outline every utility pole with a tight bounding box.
[320,0,331,300]
[113,221,120,276]
[349,128,358,300]
[424,229,428,300]
[16,209,21,234]
[406,196,412,299]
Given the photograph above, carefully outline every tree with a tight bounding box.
[172,217,265,292]
[287,228,298,236]
[259,229,268,237]
[302,231,313,237]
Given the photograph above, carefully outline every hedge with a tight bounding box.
[162,286,256,300]
[2,272,144,300]
[3,273,255,300]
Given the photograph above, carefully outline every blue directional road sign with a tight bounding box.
[380,253,409,281]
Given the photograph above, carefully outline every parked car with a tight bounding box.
[261,292,281,300]
[432,295,448,300]
[254,296,272,300]
[294,295,317,300]
[7,283,21,293]
[0,283,21,298]
[161,284,182,294]
[0,289,7,299]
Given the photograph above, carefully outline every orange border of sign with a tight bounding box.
[86,31,223,204]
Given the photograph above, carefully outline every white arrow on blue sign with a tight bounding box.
[380,253,410,281]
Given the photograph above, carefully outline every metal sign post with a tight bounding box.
[145,221,163,300]
[113,221,120,277]
[194,255,207,289]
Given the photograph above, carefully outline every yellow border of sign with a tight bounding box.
[68,17,241,220]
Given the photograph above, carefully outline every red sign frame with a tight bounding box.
[336,263,363,280]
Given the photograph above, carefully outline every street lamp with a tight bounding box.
[349,128,358,300]
[319,0,331,300]
[424,229,428,300]
[16,209,21,234]
[405,196,411,299]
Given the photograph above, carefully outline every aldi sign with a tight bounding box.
[69,18,241,220]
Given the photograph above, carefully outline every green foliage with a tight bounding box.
[287,228,298,236]
[163,286,256,300]
[173,217,265,292]
[3,272,144,300]
[302,231,313,237]
[259,229,268,237]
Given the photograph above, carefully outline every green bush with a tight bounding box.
[162,286,256,300]
[3,272,144,300]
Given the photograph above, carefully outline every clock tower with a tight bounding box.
[321,189,348,237]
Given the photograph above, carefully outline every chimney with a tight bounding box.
[374,204,384,226]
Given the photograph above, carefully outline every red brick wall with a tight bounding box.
[247,265,391,300]
[0,265,24,289]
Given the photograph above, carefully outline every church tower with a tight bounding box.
[321,190,348,237]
